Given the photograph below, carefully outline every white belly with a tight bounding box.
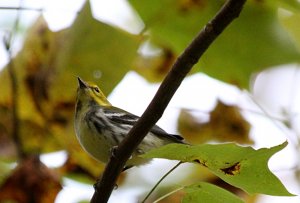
[75,117,111,163]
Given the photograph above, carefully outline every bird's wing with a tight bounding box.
[103,107,184,143]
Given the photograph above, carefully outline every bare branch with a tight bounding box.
[0,6,80,14]
[91,0,247,202]
[0,6,43,12]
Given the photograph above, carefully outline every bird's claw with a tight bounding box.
[110,146,118,158]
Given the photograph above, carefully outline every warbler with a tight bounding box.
[74,77,185,170]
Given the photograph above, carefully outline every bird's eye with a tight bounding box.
[94,87,100,93]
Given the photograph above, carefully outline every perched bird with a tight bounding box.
[74,77,185,170]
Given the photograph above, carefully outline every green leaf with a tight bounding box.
[182,182,243,203]
[130,0,300,87]
[53,1,140,100]
[142,141,293,196]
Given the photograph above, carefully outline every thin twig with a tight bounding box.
[0,6,43,12]
[91,0,247,202]
[5,1,26,159]
[246,92,298,145]
[0,6,80,14]
[141,161,182,203]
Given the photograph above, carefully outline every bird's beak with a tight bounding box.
[77,77,88,89]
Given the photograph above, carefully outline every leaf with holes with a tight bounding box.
[142,141,293,196]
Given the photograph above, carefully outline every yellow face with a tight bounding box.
[77,77,111,107]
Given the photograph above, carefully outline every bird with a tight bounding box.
[74,77,185,170]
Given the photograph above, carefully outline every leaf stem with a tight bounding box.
[141,161,182,203]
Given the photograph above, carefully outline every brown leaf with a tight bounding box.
[21,16,64,120]
[178,0,207,13]
[0,156,62,203]
[60,155,100,180]
[60,155,127,187]
[134,47,176,82]
[0,17,67,158]
[178,100,253,144]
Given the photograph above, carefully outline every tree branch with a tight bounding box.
[91,0,247,202]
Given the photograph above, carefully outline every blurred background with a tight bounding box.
[0,0,300,202]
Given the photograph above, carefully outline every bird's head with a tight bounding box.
[76,77,111,107]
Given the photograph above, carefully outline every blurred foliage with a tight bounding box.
[178,100,253,144]
[0,156,61,203]
[0,3,140,199]
[0,0,300,202]
[130,0,300,87]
